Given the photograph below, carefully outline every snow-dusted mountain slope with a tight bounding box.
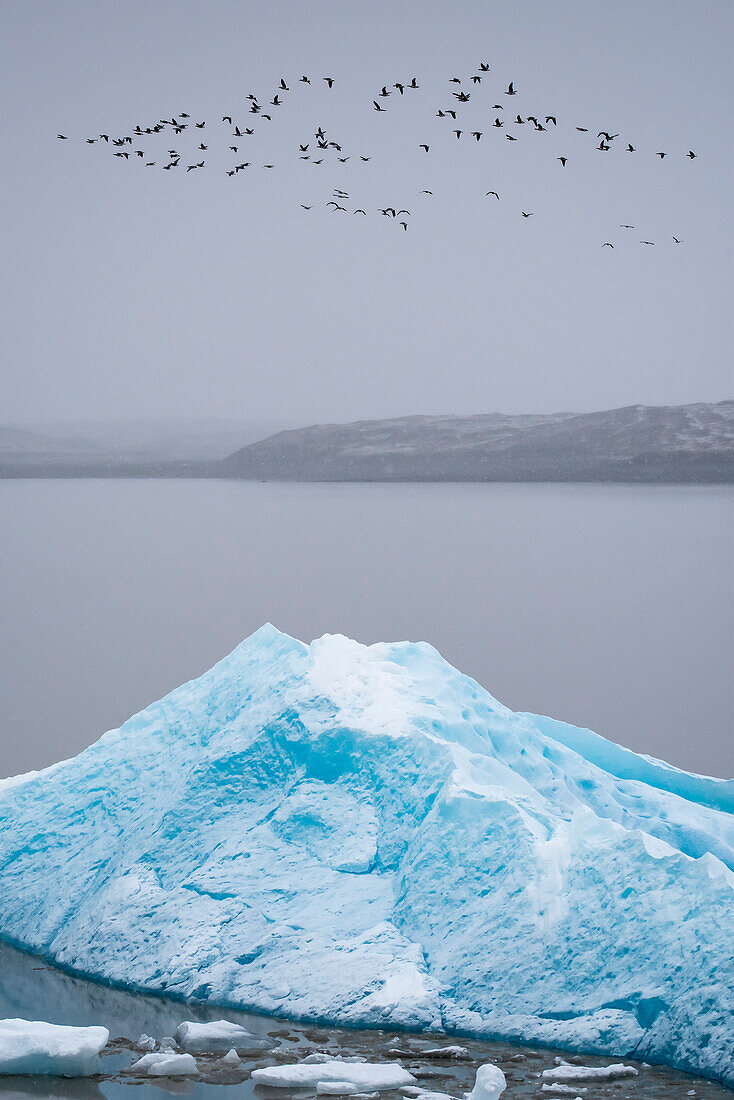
[221,402,734,481]
[0,627,731,1084]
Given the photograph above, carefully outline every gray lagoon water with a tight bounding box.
[0,479,732,779]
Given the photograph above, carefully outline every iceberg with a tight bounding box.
[0,626,732,1085]
[0,1019,109,1076]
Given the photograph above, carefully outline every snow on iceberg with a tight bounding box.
[0,626,732,1085]
[0,1019,109,1076]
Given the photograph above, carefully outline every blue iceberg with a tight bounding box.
[0,626,732,1084]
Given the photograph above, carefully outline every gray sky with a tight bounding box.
[1,0,732,427]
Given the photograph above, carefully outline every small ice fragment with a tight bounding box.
[422,1046,471,1060]
[303,1053,337,1064]
[130,1052,199,1076]
[159,1035,177,1050]
[222,1048,240,1065]
[175,1019,269,1053]
[542,1064,638,1083]
[466,1064,507,1100]
[0,1019,109,1077]
[252,1058,417,1091]
[136,1033,156,1052]
[542,1086,588,1095]
[317,1083,360,1095]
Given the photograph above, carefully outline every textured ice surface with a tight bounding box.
[252,1058,416,1090]
[0,626,732,1085]
[0,1019,109,1076]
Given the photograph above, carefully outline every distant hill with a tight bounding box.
[221,402,734,483]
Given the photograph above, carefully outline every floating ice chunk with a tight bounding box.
[541,1086,588,1095]
[252,1058,417,1091]
[0,1019,109,1077]
[409,1091,458,1100]
[317,1083,361,1095]
[222,1047,241,1065]
[421,1046,471,1060]
[136,1033,156,1051]
[174,1018,269,1052]
[542,1063,638,1082]
[130,1051,199,1076]
[465,1064,507,1100]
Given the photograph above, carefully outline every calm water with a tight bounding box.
[0,941,731,1099]
[0,480,732,778]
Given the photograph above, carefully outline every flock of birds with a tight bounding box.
[57,61,699,248]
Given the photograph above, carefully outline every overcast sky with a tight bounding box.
[2,0,732,427]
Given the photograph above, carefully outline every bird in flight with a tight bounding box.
[486,191,499,199]
[323,76,335,88]
[687,150,697,159]
[419,144,429,152]
[373,101,385,112]
[557,156,567,166]
[673,236,684,244]
[521,211,533,217]
[506,82,517,95]
[57,134,67,139]
[602,242,614,248]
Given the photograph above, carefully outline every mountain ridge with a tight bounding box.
[221,401,734,482]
